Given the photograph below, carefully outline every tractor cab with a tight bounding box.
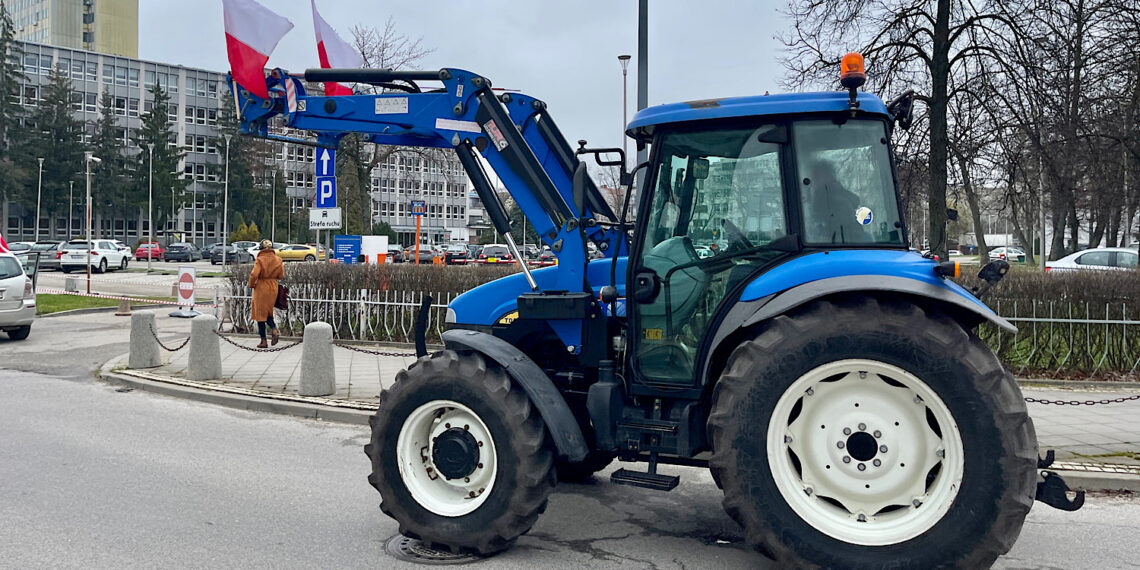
[624,92,905,386]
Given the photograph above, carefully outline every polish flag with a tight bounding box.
[0,235,9,254]
[223,0,294,99]
[311,0,363,96]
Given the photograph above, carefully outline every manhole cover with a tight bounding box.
[384,534,483,565]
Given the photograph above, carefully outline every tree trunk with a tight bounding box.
[954,150,988,258]
[1068,202,1079,251]
[927,0,952,259]
[1050,202,1067,259]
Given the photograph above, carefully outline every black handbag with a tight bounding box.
[275,284,289,310]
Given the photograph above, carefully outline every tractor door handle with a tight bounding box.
[632,269,661,304]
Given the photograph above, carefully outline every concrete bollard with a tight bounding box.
[128,311,162,369]
[186,314,222,381]
[115,298,132,316]
[65,277,78,292]
[300,321,336,396]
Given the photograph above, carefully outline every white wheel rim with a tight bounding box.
[396,400,498,517]
[767,359,964,546]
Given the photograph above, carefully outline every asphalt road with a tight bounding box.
[1,313,1138,569]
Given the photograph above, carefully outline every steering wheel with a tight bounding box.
[721,219,753,253]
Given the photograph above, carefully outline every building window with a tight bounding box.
[38,54,51,75]
[184,106,194,123]
[168,104,178,123]
[196,108,206,125]
[207,109,217,126]
[168,75,178,93]
[71,60,84,81]
[85,61,97,82]
[84,93,97,113]
[24,53,38,74]
[207,80,218,98]
[128,68,139,88]
[128,98,140,117]
[22,85,38,106]
[115,65,127,86]
[103,64,113,84]
[70,91,82,112]
[57,57,70,74]
[145,69,155,87]
[144,100,153,113]
[114,97,126,115]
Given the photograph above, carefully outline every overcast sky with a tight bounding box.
[141,1,794,152]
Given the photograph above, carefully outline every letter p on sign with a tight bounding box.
[316,176,337,208]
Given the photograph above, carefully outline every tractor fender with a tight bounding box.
[442,329,589,462]
[698,275,1016,386]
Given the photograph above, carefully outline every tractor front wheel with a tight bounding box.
[707,297,1036,569]
[365,350,556,555]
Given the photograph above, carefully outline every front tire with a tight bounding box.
[97,259,108,273]
[120,258,128,270]
[707,297,1036,569]
[304,254,315,262]
[365,350,556,555]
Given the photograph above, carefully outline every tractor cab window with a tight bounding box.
[633,124,789,384]
[795,120,902,246]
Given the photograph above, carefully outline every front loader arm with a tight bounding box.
[230,68,625,295]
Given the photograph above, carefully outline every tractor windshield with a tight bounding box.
[794,120,903,246]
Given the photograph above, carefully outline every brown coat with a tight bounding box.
[248,249,284,321]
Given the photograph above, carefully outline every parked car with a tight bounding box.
[467,244,483,260]
[112,240,134,261]
[202,242,226,260]
[444,244,470,265]
[387,246,405,263]
[989,246,1026,263]
[404,246,436,264]
[60,239,128,273]
[529,250,557,267]
[22,241,66,271]
[277,244,324,262]
[210,244,255,265]
[0,252,36,341]
[135,242,165,260]
[1046,247,1138,272]
[476,244,514,264]
[232,240,259,257]
[163,242,201,262]
[8,242,33,255]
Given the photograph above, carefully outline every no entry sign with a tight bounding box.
[177,266,196,310]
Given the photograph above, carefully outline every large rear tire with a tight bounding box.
[365,350,556,555]
[707,297,1036,569]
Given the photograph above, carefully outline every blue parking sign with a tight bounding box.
[411,200,426,216]
[316,176,337,208]
[316,148,335,177]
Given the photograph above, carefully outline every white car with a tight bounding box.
[0,252,36,340]
[988,247,1025,262]
[1046,247,1138,272]
[60,239,129,273]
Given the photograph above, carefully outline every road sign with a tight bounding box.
[333,234,362,264]
[410,200,427,216]
[170,265,201,318]
[309,207,342,229]
[316,148,335,177]
[316,176,337,208]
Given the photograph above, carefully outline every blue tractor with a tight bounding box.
[232,53,1079,568]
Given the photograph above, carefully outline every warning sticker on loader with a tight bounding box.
[643,328,663,340]
[496,310,519,325]
[482,119,509,151]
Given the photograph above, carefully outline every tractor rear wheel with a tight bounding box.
[365,350,556,555]
[707,297,1036,569]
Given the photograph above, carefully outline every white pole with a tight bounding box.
[35,157,43,241]
[84,153,100,294]
[271,172,276,243]
[223,134,232,266]
[618,55,631,170]
[147,143,154,272]
[68,181,73,239]
[1039,153,1046,270]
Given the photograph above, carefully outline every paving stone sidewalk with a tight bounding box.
[112,337,1140,469]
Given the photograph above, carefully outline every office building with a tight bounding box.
[9,0,139,58]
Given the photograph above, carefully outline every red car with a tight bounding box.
[476,244,514,264]
[135,242,165,260]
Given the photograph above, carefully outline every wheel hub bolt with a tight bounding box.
[857,463,866,471]
[872,430,882,438]
[880,445,888,453]
[805,487,813,496]
[843,456,851,463]
[785,435,793,444]
[913,499,922,507]
[859,371,867,379]
[445,423,451,429]
[936,449,945,458]
[858,423,866,431]
[843,427,852,435]
[805,387,814,396]
[837,441,845,449]
[464,424,470,430]
[857,514,867,522]
[873,459,881,467]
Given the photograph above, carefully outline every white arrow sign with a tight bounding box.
[316,148,335,177]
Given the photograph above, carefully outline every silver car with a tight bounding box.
[0,252,36,340]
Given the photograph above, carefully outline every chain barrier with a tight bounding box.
[1025,394,1140,406]
[212,329,302,353]
[331,341,418,357]
[149,325,190,352]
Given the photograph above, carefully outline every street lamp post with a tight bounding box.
[618,55,631,169]
[222,134,232,266]
[147,143,154,272]
[35,157,44,241]
[270,172,276,243]
[68,181,74,239]
[84,152,101,294]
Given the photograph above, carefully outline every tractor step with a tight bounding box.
[611,468,680,491]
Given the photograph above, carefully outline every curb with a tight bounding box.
[98,355,375,426]
[1017,378,1140,390]
[96,355,1140,491]
[40,303,169,318]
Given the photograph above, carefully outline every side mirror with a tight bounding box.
[886,89,915,131]
[631,269,661,304]
[978,259,1010,284]
[690,158,710,180]
[946,208,959,222]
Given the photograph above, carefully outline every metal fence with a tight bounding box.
[225,285,454,343]
[223,287,1140,375]
[980,300,1140,374]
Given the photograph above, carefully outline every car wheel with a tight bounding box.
[305,254,315,262]
[7,325,31,341]
[61,267,71,274]
[120,258,128,270]
[98,259,108,273]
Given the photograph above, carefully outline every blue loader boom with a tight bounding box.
[229,54,1078,568]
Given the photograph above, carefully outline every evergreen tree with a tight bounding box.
[89,90,128,227]
[0,1,28,207]
[132,84,184,236]
[30,67,83,221]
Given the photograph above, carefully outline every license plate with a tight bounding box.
[488,258,498,263]
[70,254,84,259]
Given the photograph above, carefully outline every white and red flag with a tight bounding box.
[0,234,9,254]
[222,0,294,99]
[311,0,363,96]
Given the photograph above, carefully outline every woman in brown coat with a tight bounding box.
[248,239,284,348]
